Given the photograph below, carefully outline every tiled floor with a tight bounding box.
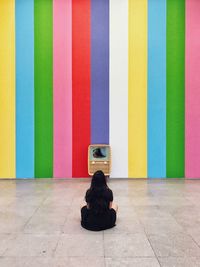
[0,178,200,266]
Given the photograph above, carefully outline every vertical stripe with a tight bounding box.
[72,0,90,177]
[16,0,34,178]
[167,0,185,178]
[110,0,128,178]
[0,0,15,178]
[148,0,166,178]
[91,0,109,144]
[186,0,200,178]
[35,0,53,178]
[53,0,72,178]
[128,0,147,178]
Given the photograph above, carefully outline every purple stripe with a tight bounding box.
[91,0,109,144]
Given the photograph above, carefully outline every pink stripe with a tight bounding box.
[53,0,72,178]
[186,0,200,178]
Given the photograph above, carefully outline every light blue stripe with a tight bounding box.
[16,0,34,178]
[148,0,166,178]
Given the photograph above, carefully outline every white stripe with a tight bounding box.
[109,0,128,178]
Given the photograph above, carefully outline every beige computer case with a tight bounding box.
[88,144,111,176]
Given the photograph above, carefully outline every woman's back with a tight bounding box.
[85,187,113,214]
[81,170,117,231]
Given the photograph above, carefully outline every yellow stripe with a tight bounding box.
[0,0,16,178]
[128,0,147,178]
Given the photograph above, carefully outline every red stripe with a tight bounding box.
[72,0,91,177]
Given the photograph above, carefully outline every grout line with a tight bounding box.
[103,230,105,257]
[136,213,162,267]
[103,230,107,267]
[52,233,62,257]
[170,211,200,250]
[21,197,47,231]
[185,230,200,250]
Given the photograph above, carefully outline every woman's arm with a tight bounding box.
[80,200,88,209]
[109,202,118,212]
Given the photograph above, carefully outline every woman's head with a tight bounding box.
[91,170,107,189]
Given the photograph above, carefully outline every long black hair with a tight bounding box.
[86,170,110,214]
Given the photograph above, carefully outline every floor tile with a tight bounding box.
[68,257,105,267]
[158,257,200,267]
[0,257,27,267]
[149,233,200,257]
[0,235,16,256]
[135,206,173,220]
[23,216,65,234]
[105,257,160,267]
[187,228,200,247]
[3,234,59,257]
[104,233,155,257]
[55,234,104,257]
[0,217,29,234]
[131,197,157,206]
[23,257,105,267]
[62,217,102,235]
[0,197,16,207]
[140,217,184,235]
[104,218,144,234]
[116,206,138,219]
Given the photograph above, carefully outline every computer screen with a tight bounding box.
[89,146,109,161]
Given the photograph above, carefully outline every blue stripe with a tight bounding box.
[16,0,34,178]
[91,0,109,144]
[148,0,166,178]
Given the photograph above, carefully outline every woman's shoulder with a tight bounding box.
[86,188,91,196]
[105,187,113,199]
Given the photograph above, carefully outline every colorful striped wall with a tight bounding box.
[0,0,200,179]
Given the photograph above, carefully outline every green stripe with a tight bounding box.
[166,0,185,178]
[34,0,53,178]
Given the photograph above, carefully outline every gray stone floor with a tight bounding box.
[0,178,200,266]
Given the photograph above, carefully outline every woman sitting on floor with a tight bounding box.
[81,170,118,231]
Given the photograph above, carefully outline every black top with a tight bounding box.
[81,188,116,231]
[86,187,113,208]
